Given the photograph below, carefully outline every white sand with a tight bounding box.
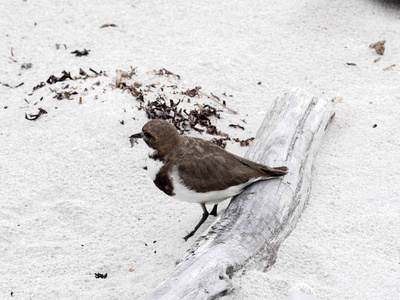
[1,0,399,299]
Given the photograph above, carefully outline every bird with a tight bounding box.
[130,119,288,241]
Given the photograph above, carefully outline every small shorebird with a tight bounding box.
[130,119,288,240]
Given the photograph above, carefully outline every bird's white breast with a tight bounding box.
[146,149,164,181]
[170,168,263,204]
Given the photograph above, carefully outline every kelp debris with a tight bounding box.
[229,124,245,130]
[233,137,254,146]
[100,24,118,28]
[47,71,73,84]
[154,68,180,80]
[25,107,47,121]
[369,40,386,55]
[71,49,90,57]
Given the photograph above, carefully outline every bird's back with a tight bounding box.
[165,136,287,193]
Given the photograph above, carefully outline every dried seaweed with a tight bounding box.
[121,84,144,101]
[229,124,245,130]
[53,90,78,100]
[21,63,32,70]
[210,137,231,149]
[56,44,67,50]
[383,64,396,71]
[114,67,251,147]
[100,24,118,28]
[33,82,46,91]
[154,68,180,80]
[139,95,221,135]
[182,86,201,97]
[116,67,137,87]
[94,273,107,279]
[208,92,237,114]
[369,40,386,55]
[25,108,47,121]
[71,49,90,57]
[90,68,101,76]
[233,137,254,146]
[1,82,24,88]
[47,71,73,84]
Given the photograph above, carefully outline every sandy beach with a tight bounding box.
[1,0,399,299]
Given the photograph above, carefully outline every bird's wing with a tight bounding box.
[169,137,285,192]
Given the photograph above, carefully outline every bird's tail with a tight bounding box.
[260,166,288,177]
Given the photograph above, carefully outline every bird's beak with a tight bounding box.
[129,132,142,147]
[129,132,143,139]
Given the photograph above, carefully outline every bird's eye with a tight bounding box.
[143,132,152,139]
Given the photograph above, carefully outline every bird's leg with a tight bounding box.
[183,203,209,241]
[210,204,218,216]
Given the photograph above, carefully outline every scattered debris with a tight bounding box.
[210,92,221,102]
[23,67,251,148]
[130,136,139,147]
[25,107,47,121]
[100,24,118,28]
[183,86,201,97]
[47,70,73,84]
[258,81,262,85]
[94,273,108,279]
[90,68,101,76]
[383,64,396,71]
[331,91,343,103]
[9,56,18,63]
[233,137,254,146]
[56,44,67,50]
[208,92,237,114]
[33,82,46,92]
[210,137,230,149]
[53,90,78,100]
[79,68,89,77]
[373,124,377,128]
[11,47,14,56]
[346,62,357,66]
[153,68,180,80]
[1,82,24,88]
[373,57,381,63]
[229,124,245,130]
[139,95,221,135]
[21,63,33,69]
[113,67,250,147]
[116,67,137,87]
[369,40,386,55]
[128,268,135,272]
[71,49,90,57]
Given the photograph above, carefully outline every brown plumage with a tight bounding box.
[130,119,288,240]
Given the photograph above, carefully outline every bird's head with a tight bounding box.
[130,119,180,155]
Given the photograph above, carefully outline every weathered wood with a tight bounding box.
[140,88,335,299]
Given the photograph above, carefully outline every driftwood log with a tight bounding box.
[140,88,335,299]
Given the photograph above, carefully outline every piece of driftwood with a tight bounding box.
[140,88,335,299]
